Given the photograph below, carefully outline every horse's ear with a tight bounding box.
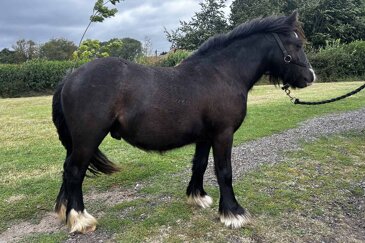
[286,10,298,25]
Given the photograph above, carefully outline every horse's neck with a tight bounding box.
[184,34,271,91]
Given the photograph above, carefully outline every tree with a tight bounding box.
[300,0,365,47]
[12,39,39,63]
[230,0,285,26]
[0,48,16,64]
[90,0,123,23]
[75,0,123,52]
[165,0,229,50]
[142,36,153,56]
[73,39,108,60]
[39,38,77,60]
[230,0,365,48]
[73,38,142,61]
[106,38,142,61]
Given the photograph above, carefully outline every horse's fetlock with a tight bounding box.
[219,210,252,228]
[67,209,97,234]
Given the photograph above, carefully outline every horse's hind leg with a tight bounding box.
[212,129,251,228]
[55,150,71,222]
[186,141,213,208]
[57,132,108,233]
[66,148,99,233]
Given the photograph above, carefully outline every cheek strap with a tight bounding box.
[272,33,309,68]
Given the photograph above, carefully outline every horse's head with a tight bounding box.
[268,11,316,88]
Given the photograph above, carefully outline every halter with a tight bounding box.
[272,33,309,68]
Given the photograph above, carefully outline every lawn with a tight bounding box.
[0,82,364,242]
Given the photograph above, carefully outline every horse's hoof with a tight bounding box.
[187,194,213,208]
[67,209,97,233]
[220,211,252,228]
[55,203,67,222]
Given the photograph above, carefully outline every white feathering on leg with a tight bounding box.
[220,211,252,228]
[187,194,213,208]
[67,209,97,233]
[55,203,67,222]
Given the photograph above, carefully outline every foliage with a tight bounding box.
[300,0,365,48]
[159,50,191,67]
[39,38,77,61]
[72,39,109,60]
[0,60,85,97]
[230,0,365,49]
[1,38,364,97]
[308,40,365,81]
[90,0,123,22]
[12,39,39,63]
[136,50,191,67]
[0,48,16,64]
[165,0,229,50]
[230,0,286,25]
[142,36,153,56]
[73,38,143,61]
[103,38,143,61]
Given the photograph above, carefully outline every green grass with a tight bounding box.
[0,82,364,241]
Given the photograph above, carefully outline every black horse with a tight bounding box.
[52,11,315,233]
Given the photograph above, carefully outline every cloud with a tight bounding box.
[0,0,233,52]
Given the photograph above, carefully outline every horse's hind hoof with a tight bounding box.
[68,209,97,233]
[220,211,252,228]
[187,194,213,208]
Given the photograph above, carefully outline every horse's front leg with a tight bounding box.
[212,129,251,228]
[186,141,213,208]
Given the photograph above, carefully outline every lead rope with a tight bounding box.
[282,83,365,105]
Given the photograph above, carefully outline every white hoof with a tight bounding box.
[55,203,67,222]
[220,211,252,228]
[187,194,213,208]
[67,209,97,233]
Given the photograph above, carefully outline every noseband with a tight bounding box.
[272,33,309,68]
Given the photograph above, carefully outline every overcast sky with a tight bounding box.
[0,0,233,53]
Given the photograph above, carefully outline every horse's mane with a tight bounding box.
[187,13,304,59]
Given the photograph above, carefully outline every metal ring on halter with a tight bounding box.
[284,55,292,63]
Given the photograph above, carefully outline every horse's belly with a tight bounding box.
[111,115,203,151]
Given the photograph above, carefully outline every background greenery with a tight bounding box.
[0,0,364,97]
[1,42,364,98]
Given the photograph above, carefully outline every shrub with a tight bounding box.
[136,50,191,67]
[308,40,365,82]
[0,60,85,97]
[136,55,164,66]
[159,50,191,67]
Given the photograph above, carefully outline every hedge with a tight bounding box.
[0,51,192,97]
[1,41,364,97]
[0,60,84,97]
[308,40,365,82]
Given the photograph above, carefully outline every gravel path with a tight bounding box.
[205,107,365,184]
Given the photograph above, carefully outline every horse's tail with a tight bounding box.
[52,82,72,154]
[52,81,119,175]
